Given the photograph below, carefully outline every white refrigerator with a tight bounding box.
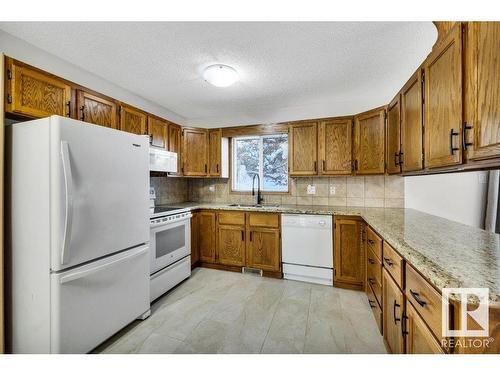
[7,116,150,353]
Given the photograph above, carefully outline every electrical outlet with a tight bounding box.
[307,184,316,195]
[209,185,216,192]
[330,185,336,195]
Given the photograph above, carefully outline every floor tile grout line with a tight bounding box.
[301,286,313,353]
[258,284,286,354]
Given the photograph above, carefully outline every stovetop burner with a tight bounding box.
[150,205,191,219]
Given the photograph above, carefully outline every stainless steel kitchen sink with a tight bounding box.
[228,203,280,208]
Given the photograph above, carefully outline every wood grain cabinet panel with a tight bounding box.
[465,22,500,161]
[76,90,117,129]
[182,127,208,176]
[424,23,463,168]
[191,212,200,266]
[289,121,318,175]
[354,108,386,174]
[383,269,405,354]
[246,227,280,272]
[198,211,216,263]
[168,122,182,174]
[5,58,71,119]
[318,118,353,175]
[208,129,222,176]
[147,116,168,149]
[386,95,402,174]
[367,283,383,334]
[217,224,246,267]
[119,104,147,135]
[405,301,444,354]
[401,69,424,172]
[334,217,364,289]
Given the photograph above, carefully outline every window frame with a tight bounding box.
[230,133,290,194]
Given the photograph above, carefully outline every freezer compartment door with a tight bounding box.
[50,116,149,271]
[50,245,150,354]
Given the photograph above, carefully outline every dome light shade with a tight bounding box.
[203,64,239,87]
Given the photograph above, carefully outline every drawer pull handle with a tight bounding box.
[401,315,408,336]
[410,289,427,307]
[383,257,394,266]
[368,258,375,265]
[368,278,375,285]
[393,300,401,325]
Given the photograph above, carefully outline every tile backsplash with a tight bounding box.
[187,175,404,208]
[150,176,189,205]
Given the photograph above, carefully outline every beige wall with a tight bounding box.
[188,175,404,208]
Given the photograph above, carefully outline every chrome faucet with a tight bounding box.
[252,173,264,205]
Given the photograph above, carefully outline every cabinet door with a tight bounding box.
[119,105,147,135]
[386,95,401,174]
[318,118,352,175]
[401,69,424,172]
[208,129,222,176]
[383,269,405,354]
[147,116,168,150]
[77,90,117,129]
[289,121,318,175]
[191,212,200,266]
[182,128,208,176]
[246,228,280,272]
[465,22,500,161]
[334,218,364,288]
[405,301,444,354]
[198,211,216,263]
[354,108,386,174]
[6,59,71,118]
[168,123,182,174]
[217,225,246,267]
[424,23,463,168]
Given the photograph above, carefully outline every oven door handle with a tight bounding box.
[150,213,192,228]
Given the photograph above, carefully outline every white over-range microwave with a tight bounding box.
[149,147,177,172]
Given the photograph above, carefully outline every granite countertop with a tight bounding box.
[167,202,500,304]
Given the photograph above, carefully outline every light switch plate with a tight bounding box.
[209,185,216,192]
[330,185,336,195]
[307,184,316,195]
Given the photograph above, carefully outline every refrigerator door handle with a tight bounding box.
[61,141,74,265]
[59,245,148,284]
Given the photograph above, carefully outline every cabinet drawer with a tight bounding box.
[405,264,445,341]
[366,226,382,261]
[383,241,404,289]
[248,212,279,228]
[218,211,245,225]
[367,256,382,306]
[367,284,383,334]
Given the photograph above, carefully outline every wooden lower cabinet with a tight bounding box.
[190,212,200,266]
[217,224,246,266]
[405,301,444,354]
[334,217,365,289]
[198,211,216,263]
[246,227,280,272]
[383,269,405,354]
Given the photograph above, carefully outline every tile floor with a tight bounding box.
[95,268,386,354]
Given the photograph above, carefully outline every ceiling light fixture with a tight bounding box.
[203,64,239,87]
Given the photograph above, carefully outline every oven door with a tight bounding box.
[150,215,191,274]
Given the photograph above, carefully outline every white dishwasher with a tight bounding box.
[281,214,333,285]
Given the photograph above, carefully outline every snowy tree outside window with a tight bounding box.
[232,134,288,192]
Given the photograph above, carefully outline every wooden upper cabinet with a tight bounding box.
[334,217,364,289]
[5,58,71,119]
[318,118,353,175]
[424,23,463,169]
[383,269,405,354]
[198,211,216,263]
[401,69,424,172]
[289,121,318,175]
[464,22,500,161]
[119,104,147,135]
[182,127,208,176]
[217,224,246,267]
[354,108,386,174]
[76,90,117,129]
[208,129,221,176]
[147,116,168,150]
[405,301,444,354]
[386,95,401,174]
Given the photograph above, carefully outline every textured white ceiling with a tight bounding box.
[0,22,436,127]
